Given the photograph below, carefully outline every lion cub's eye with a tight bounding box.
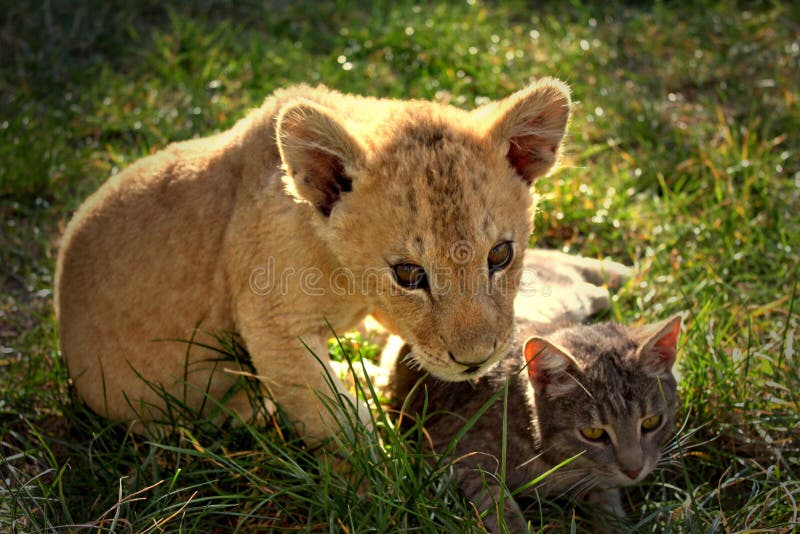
[641,414,662,432]
[579,427,607,441]
[487,241,513,273]
[393,263,428,290]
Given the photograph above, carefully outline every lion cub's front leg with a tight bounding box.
[241,332,372,446]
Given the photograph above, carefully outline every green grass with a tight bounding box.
[2,0,798,531]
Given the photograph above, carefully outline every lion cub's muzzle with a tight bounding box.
[446,335,510,377]
[448,349,494,375]
[411,343,506,381]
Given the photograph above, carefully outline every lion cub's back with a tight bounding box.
[57,130,238,309]
[54,126,244,409]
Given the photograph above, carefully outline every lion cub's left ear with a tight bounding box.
[485,78,571,185]
[276,101,366,217]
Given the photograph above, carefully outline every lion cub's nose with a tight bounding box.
[448,350,491,368]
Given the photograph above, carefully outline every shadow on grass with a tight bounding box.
[1,1,798,531]
[0,331,487,532]
[1,327,731,533]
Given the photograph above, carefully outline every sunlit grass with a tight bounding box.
[1,0,798,532]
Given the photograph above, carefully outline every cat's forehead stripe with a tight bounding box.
[598,390,631,422]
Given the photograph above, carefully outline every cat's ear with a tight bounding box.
[637,315,682,376]
[524,336,580,398]
[276,100,366,217]
[485,78,571,185]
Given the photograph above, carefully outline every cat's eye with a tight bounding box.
[488,241,513,273]
[393,263,428,290]
[641,414,662,432]
[579,427,607,441]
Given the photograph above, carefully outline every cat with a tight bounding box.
[388,315,682,533]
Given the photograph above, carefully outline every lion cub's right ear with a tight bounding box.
[276,101,366,217]
[486,78,571,185]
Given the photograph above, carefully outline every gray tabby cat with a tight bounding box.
[388,316,682,533]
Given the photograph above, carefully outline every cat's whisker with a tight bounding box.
[660,435,708,460]
[661,412,711,457]
[543,468,593,500]
[564,372,594,401]
[654,462,681,477]
[576,479,599,500]
[656,455,681,467]
[516,451,546,469]
[561,473,597,501]
[564,475,589,494]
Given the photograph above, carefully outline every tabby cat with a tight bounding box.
[388,316,682,533]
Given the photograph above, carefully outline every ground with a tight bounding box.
[1,1,798,532]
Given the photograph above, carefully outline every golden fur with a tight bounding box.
[55,81,570,443]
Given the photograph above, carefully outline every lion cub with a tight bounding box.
[55,81,570,443]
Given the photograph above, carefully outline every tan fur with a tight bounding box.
[55,81,570,443]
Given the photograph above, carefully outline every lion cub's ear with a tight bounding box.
[486,78,571,185]
[276,101,366,217]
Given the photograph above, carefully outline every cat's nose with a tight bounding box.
[622,468,641,480]
[617,447,643,480]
